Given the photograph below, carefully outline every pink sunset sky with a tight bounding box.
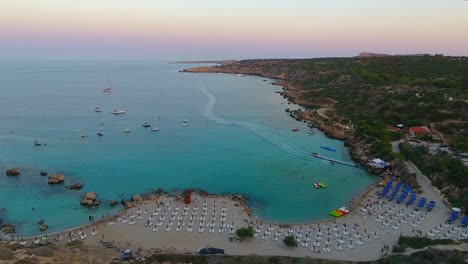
[1,0,467,60]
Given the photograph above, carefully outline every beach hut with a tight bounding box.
[183,189,192,204]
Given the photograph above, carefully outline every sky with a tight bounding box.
[1,0,467,60]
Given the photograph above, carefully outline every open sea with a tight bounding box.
[0,61,376,237]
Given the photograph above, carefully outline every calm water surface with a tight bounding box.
[0,61,376,236]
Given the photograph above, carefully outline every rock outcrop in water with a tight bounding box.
[5,168,20,176]
[48,174,65,184]
[121,198,134,209]
[110,200,118,207]
[68,182,83,190]
[80,192,99,206]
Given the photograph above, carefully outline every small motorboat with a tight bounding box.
[94,107,103,112]
[33,140,41,146]
[314,182,326,189]
[80,134,88,138]
[97,131,104,136]
[182,120,188,126]
[142,123,151,128]
[123,128,131,133]
[320,146,336,152]
[151,127,160,132]
[103,88,114,92]
[113,109,126,115]
[292,128,299,132]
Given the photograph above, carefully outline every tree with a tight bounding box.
[235,226,254,240]
[283,235,298,247]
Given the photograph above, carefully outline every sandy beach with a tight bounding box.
[5,172,465,263]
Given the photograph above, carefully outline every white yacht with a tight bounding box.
[113,109,126,115]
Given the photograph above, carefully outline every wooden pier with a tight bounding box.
[312,153,363,168]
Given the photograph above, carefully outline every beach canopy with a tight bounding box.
[372,158,386,164]
[369,158,388,168]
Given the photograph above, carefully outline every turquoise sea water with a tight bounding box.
[0,61,375,237]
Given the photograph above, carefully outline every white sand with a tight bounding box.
[11,177,464,262]
[63,185,458,262]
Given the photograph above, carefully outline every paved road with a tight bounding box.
[391,140,400,153]
[405,161,450,213]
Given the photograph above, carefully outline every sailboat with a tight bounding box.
[103,79,114,92]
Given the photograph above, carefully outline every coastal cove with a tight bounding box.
[0,61,375,237]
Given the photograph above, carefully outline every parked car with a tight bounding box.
[121,249,132,260]
[198,247,225,255]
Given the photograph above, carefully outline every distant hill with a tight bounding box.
[170,60,237,65]
[356,52,431,58]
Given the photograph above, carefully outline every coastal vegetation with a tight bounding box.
[236,226,254,240]
[396,236,460,250]
[400,143,468,210]
[283,235,298,247]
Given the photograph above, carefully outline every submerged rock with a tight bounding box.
[40,171,48,176]
[38,219,44,225]
[5,168,20,176]
[110,200,118,207]
[1,224,15,234]
[80,191,99,207]
[48,174,65,184]
[40,224,48,232]
[68,182,83,190]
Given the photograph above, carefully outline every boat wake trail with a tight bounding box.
[197,79,323,162]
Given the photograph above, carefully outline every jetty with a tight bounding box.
[311,153,363,168]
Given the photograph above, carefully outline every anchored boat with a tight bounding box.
[113,109,126,115]
[320,146,336,152]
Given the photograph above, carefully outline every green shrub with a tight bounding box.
[283,235,298,247]
[397,236,458,249]
[236,226,254,239]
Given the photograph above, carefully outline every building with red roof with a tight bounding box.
[409,126,431,137]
